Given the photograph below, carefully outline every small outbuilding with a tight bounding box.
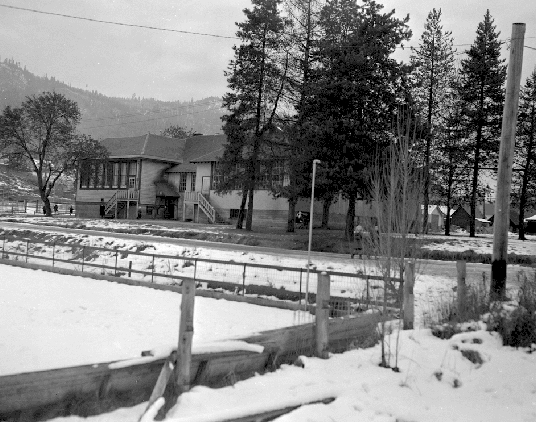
[488,209,521,232]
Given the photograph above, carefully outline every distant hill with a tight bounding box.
[0,58,226,139]
[0,162,75,203]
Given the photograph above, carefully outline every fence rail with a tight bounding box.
[0,234,400,309]
[0,200,74,215]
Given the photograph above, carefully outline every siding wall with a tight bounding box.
[140,161,169,205]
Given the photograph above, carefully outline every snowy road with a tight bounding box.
[1,220,533,289]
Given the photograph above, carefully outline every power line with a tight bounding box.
[0,3,238,40]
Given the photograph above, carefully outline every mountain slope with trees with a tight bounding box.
[0,58,225,139]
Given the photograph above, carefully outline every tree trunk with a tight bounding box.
[236,188,247,229]
[42,197,51,217]
[423,37,435,234]
[470,123,482,237]
[345,193,356,241]
[321,196,332,229]
[445,164,453,236]
[245,187,254,231]
[287,197,297,233]
[518,105,535,241]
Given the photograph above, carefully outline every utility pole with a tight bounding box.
[491,23,526,300]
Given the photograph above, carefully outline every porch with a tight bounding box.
[182,191,221,224]
[104,189,139,219]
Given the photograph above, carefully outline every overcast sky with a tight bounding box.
[1,0,535,103]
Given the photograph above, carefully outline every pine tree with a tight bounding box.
[221,0,289,230]
[304,0,411,240]
[273,0,325,232]
[459,10,506,237]
[513,68,536,240]
[433,73,472,235]
[410,8,456,233]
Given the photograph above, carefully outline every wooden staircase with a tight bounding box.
[104,192,118,216]
[104,190,138,218]
[198,192,225,224]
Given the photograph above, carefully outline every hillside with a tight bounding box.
[0,163,75,202]
[0,58,225,139]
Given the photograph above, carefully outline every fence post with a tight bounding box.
[52,242,55,267]
[128,260,132,278]
[81,246,85,272]
[457,260,467,321]
[193,258,198,281]
[403,261,415,330]
[2,234,5,259]
[298,268,303,306]
[114,250,118,277]
[366,275,370,307]
[315,272,330,359]
[242,263,247,296]
[151,255,155,283]
[175,278,196,396]
[25,240,29,263]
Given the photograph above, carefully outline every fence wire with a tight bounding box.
[0,235,400,310]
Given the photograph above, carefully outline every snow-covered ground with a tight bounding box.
[0,264,314,376]
[423,231,536,256]
[53,328,536,422]
[2,219,536,421]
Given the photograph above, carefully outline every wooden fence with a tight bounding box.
[0,302,380,422]
[0,234,401,309]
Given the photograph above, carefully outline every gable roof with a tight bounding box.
[167,134,227,172]
[186,134,227,163]
[100,133,185,163]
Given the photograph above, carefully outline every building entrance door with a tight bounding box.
[201,176,210,196]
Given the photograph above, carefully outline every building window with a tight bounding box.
[106,162,114,188]
[212,162,222,190]
[79,160,138,190]
[271,161,284,188]
[179,173,187,192]
[120,162,128,188]
[190,172,196,191]
[230,209,240,219]
[212,162,245,190]
[96,162,105,188]
[113,163,119,188]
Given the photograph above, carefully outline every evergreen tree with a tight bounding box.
[410,8,456,233]
[304,0,411,240]
[459,10,506,237]
[221,0,290,230]
[433,73,472,235]
[274,0,325,232]
[513,68,536,240]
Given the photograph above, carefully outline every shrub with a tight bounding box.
[485,275,536,348]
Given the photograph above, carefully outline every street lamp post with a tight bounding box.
[305,159,321,309]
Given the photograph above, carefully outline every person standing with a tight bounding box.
[69,205,74,215]
[351,225,364,259]
[53,204,58,214]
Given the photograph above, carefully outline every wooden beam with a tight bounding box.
[0,313,380,421]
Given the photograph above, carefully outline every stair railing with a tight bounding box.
[197,192,215,223]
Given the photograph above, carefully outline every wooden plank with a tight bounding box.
[219,397,336,422]
[0,315,376,420]
[175,279,195,394]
